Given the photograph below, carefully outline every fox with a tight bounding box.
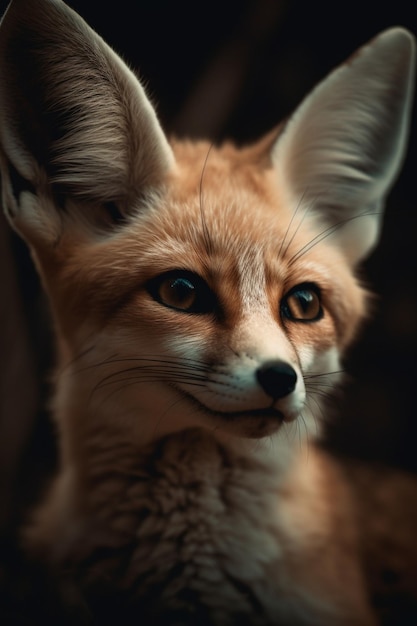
[1,0,417,624]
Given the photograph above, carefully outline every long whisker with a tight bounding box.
[199,142,215,256]
[90,362,208,399]
[288,210,381,266]
[58,344,99,375]
[303,369,345,380]
[307,388,335,401]
[92,378,155,408]
[72,354,207,376]
[96,373,207,391]
[305,383,339,392]
[279,190,312,260]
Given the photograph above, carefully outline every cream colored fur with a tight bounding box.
[0,1,416,624]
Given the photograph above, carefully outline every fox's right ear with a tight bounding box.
[0,0,174,245]
[271,27,415,266]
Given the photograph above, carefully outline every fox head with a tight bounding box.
[0,0,415,455]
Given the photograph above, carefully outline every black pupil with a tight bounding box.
[297,290,314,311]
[171,278,194,301]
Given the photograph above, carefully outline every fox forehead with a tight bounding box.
[65,139,317,288]
[115,140,347,284]
[110,140,306,267]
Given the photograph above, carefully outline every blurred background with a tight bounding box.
[1,0,416,545]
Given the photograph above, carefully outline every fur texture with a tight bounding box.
[0,1,416,624]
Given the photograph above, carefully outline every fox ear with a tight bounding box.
[0,0,174,244]
[272,28,415,264]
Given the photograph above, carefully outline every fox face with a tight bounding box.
[0,1,414,452]
[51,139,365,447]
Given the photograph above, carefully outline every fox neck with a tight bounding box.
[34,419,309,576]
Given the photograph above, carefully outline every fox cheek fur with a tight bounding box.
[0,0,416,624]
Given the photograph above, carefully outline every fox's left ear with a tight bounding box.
[271,28,416,264]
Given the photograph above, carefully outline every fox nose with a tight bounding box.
[256,360,297,400]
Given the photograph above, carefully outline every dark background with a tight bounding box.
[1,0,417,542]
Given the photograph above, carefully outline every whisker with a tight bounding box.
[306,390,335,408]
[59,344,99,375]
[90,366,207,399]
[70,351,123,376]
[92,375,202,408]
[278,190,308,259]
[288,210,381,266]
[92,378,153,408]
[94,374,207,393]
[199,142,215,256]
[304,369,345,380]
[305,382,339,391]
[73,354,207,376]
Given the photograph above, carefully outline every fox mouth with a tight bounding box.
[200,403,287,438]
[174,387,289,437]
[210,406,285,421]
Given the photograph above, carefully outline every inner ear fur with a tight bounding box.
[271,28,416,265]
[0,0,174,226]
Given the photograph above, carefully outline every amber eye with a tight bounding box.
[147,270,216,314]
[281,283,323,322]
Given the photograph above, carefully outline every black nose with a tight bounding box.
[256,360,297,400]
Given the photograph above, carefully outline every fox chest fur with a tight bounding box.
[30,430,368,626]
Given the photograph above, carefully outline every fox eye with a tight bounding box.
[281,283,323,322]
[147,270,216,314]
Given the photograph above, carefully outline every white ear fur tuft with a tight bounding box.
[0,0,174,234]
[272,28,416,264]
